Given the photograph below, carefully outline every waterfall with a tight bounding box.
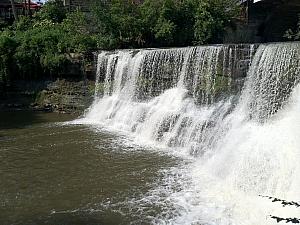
[85,45,256,154]
[243,43,300,122]
[78,42,300,224]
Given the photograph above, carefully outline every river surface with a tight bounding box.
[0,111,182,225]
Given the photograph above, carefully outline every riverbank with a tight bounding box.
[0,79,95,114]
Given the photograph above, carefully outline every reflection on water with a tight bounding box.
[0,111,179,225]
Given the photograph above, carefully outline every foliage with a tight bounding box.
[138,0,190,46]
[193,0,239,44]
[284,14,300,40]
[92,0,143,49]
[92,0,240,48]
[35,0,67,23]
[0,18,9,31]
[0,0,240,85]
[14,22,68,77]
[0,2,97,84]
[0,32,18,83]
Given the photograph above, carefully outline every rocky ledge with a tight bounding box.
[0,79,95,114]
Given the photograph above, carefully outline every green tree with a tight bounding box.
[35,0,67,23]
[194,0,239,44]
[92,0,143,49]
[0,0,242,84]
[139,0,239,46]
[0,32,18,83]
[0,0,97,81]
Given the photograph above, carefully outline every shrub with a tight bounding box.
[0,6,97,83]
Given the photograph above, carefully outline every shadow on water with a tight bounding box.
[0,110,76,130]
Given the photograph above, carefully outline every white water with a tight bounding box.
[78,43,300,224]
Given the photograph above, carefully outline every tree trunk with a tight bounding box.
[10,0,18,21]
[28,0,32,17]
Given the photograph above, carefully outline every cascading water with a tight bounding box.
[77,42,300,224]
[85,45,254,155]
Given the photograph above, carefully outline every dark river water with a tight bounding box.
[0,111,181,225]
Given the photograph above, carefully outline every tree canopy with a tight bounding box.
[92,0,240,48]
[0,0,241,84]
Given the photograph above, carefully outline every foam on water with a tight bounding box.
[76,43,300,224]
